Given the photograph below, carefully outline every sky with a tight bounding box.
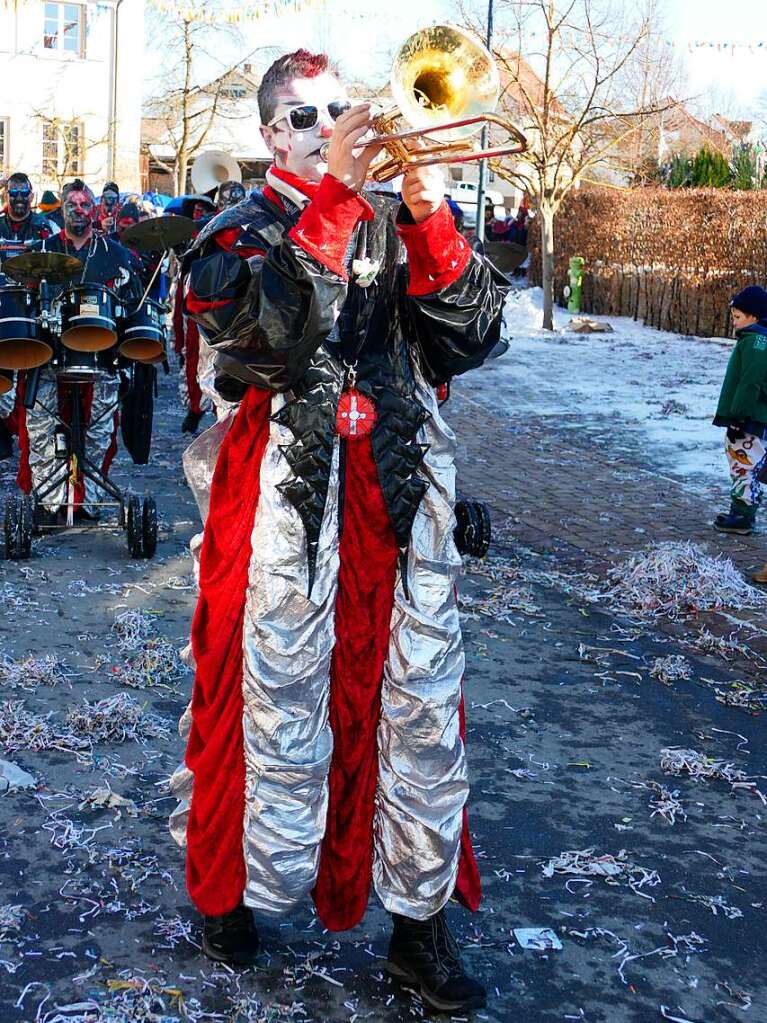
[146,0,767,117]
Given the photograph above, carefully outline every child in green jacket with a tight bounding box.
[713,285,767,535]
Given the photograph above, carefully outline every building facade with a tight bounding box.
[0,0,144,194]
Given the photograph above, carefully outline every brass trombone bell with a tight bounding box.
[360,24,527,182]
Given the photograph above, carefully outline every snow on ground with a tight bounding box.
[483,285,734,496]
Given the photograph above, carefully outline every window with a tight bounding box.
[0,119,8,173]
[222,85,247,99]
[42,121,58,176]
[488,170,496,182]
[42,120,84,177]
[43,3,84,56]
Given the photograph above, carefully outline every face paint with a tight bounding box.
[63,190,94,238]
[7,184,32,221]
[117,216,138,238]
[262,72,350,183]
[217,182,246,209]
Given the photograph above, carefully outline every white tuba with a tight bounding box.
[191,150,242,195]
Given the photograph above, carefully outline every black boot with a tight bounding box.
[387,910,486,1013]
[181,409,204,434]
[0,420,13,460]
[202,904,260,967]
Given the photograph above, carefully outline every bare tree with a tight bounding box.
[34,112,110,190]
[144,7,261,195]
[477,0,676,328]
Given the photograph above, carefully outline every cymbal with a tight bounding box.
[3,250,83,284]
[120,215,196,252]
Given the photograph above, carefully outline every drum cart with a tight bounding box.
[0,251,167,562]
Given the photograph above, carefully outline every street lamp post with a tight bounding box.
[475,0,494,245]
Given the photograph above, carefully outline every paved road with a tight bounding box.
[0,345,763,1022]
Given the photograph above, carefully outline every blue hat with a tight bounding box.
[731,286,767,322]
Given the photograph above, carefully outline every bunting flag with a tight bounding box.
[148,0,325,24]
[663,39,766,52]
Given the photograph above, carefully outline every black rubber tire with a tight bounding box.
[4,495,19,560]
[141,495,158,559]
[126,494,143,559]
[454,499,492,558]
[18,496,33,559]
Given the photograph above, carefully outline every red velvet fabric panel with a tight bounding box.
[15,374,30,494]
[184,318,203,415]
[288,173,373,279]
[313,436,399,931]
[397,201,472,297]
[185,386,272,915]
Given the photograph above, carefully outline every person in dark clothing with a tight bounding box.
[215,180,246,211]
[96,181,120,236]
[713,285,767,535]
[112,200,163,300]
[168,47,506,1015]
[0,172,59,260]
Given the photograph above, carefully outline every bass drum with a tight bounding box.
[59,285,118,352]
[0,287,52,370]
[119,299,166,363]
[52,341,119,383]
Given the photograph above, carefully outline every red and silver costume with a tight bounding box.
[170,166,505,931]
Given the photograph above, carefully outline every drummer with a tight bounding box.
[19,178,142,524]
[0,172,60,461]
[0,172,60,262]
[112,200,165,302]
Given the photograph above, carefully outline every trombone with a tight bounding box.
[342,25,527,183]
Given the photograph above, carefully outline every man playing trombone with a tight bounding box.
[170,44,506,1014]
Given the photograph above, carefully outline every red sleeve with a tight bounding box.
[396,201,472,297]
[288,174,373,279]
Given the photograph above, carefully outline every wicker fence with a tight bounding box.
[528,187,767,337]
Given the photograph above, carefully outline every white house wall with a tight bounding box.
[0,0,144,193]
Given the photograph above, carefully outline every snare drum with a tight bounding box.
[59,285,118,352]
[0,287,52,370]
[52,342,119,382]
[118,299,167,363]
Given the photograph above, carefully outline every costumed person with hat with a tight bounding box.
[169,48,507,1014]
[19,179,141,522]
[713,285,767,537]
[39,190,65,230]
[215,180,247,211]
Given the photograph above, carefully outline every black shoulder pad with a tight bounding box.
[182,190,292,272]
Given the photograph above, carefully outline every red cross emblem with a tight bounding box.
[336,388,377,439]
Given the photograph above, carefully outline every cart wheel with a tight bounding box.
[454,499,492,558]
[18,496,33,560]
[141,495,157,559]
[4,495,19,560]
[126,494,143,559]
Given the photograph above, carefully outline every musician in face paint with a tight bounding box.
[215,180,246,211]
[260,63,352,183]
[61,180,96,248]
[5,172,34,222]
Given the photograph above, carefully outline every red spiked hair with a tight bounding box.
[257,49,333,124]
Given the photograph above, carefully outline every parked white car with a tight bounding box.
[450,181,506,228]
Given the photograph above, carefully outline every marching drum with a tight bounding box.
[0,287,53,370]
[59,285,119,352]
[118,299,167,363]
[52,342,119,383]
